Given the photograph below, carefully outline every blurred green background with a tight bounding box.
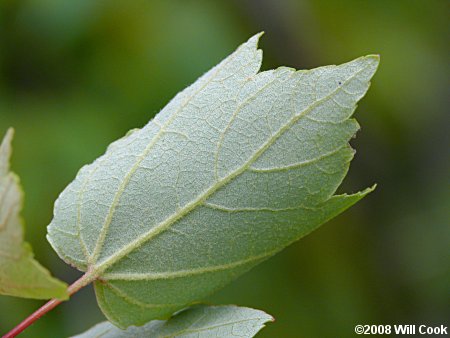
[0,1,448,337]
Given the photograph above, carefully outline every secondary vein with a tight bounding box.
[101,249,274,281]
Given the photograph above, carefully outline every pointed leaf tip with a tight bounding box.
[244,32,264,50]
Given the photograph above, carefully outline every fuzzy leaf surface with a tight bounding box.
[47,34,378,327]
[71,305,272,338]
[0,128,67,299]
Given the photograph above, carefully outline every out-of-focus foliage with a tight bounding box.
[0,1,448,337]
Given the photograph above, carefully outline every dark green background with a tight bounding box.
[0,1,448,337]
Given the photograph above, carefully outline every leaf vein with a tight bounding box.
[213,72,285,180]
[102,249,277,281]
[248,145,345,173]
[203,202,314,213]
[104,282,184,308]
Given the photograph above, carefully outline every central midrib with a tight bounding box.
[90,61,372,277]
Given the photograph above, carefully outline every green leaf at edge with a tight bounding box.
[0,128,68,300]
[70,304,273,338]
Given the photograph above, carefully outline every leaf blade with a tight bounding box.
[47,34,379,326]
[71,305,273,338]
[0,128,68,299]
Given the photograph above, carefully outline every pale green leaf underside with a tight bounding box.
[47,33,379,327]
[0,129,67,299]
[71,305,273,338]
